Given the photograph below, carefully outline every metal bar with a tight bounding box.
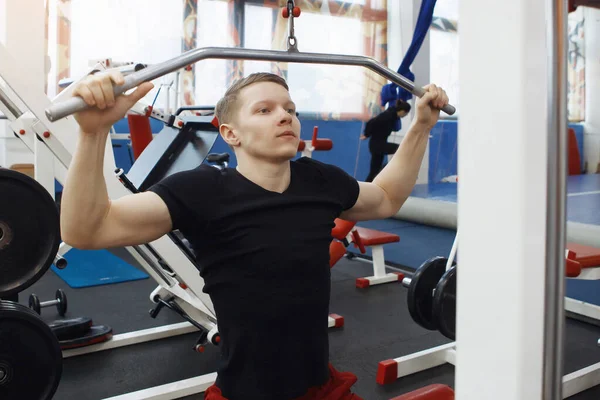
[45,47,457,121]
[0,86,23,118]
[543,0,568,398]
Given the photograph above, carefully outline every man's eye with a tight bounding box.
[288,109,296,114]
[258,108,269,114]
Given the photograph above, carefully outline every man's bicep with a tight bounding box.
[92,192,174,249]
[340,182,396,221]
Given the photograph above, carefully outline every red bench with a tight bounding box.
[565,242,600,279]
[329,219,403,288]
[352,226,402,288]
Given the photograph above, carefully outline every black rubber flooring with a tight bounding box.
[12,253,600,400]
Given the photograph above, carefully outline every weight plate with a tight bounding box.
[60,325,113,350]
[0,300,62,400]
[432,266,457,341]
[407,256,448,331]
[49,317,93,341]
[0,168,61,298]
[56,289,67,316]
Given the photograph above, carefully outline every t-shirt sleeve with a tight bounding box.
[306,159,360,211]
[147,166,215,232]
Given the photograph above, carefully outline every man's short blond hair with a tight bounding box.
[215,72,289,125]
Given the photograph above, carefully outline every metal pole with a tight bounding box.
[45,46,457,121]
[0,87,23,118]
[543,0,568,398]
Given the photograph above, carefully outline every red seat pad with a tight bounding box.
[332,219,357,240]
[330,240,347,268]
[567,243,600,268]
[354,227,400,246]
[566,258,582,278]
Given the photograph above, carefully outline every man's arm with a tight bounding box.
[340,85,449,221]
[60,70,169,249]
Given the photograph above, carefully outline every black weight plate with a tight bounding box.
[56,289,67,316]
[60,325,113,350]
[0,169,61,298]
[432,266,457,341]
[0,300,62,400]
[49,317,93,341]
[407,256,448,331]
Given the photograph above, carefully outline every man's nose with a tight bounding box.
[279,108,292,124]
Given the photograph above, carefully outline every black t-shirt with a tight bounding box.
[148,157,360,400]
[363,107,399,141]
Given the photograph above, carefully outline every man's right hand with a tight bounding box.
[71,70,154,134]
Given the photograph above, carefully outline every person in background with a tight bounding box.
[362,99,411,182]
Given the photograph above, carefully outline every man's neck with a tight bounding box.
[235,157,291,194]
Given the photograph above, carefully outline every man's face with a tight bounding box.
[224,81,301,163]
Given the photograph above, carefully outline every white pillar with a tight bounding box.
[456,0,555,399]
[0,0,48,175]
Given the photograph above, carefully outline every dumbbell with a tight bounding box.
[29,289,68,317]
[402,257,457,341]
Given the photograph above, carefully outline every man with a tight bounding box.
[361,99,411,182]
[60,71,448,400]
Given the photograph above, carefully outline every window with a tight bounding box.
[243,4,274,76]
[430,0,459,117]
[286,12,364,115]
[194,0,229,106]
[67,0,183,110]
[45,0,387,118]
[567,8,585,122]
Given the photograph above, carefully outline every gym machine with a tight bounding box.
[0,1,458,398]
[375,231,600,399]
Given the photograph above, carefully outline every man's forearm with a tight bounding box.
[60,130,111,246]
[372,123,430,209]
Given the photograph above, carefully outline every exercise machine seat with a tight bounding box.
[566,243,600,268]
[354,227,400,246]
[332,218,357,240]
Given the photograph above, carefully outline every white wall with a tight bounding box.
[0,0,46,168]
[584,7,600,173]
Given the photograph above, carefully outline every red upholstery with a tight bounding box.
[354,227,400,246]
[390,384,454,400]
[330,240,347,268]
[568,128,582,175]
[127,114,153,160]
[566,258,582,278]
[313,139,333,151]
[566,243,600,268]
[332,219,357,240]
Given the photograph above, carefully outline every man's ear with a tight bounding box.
[219,123,240,147]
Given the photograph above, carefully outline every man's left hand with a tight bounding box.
[413,84,449,130]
